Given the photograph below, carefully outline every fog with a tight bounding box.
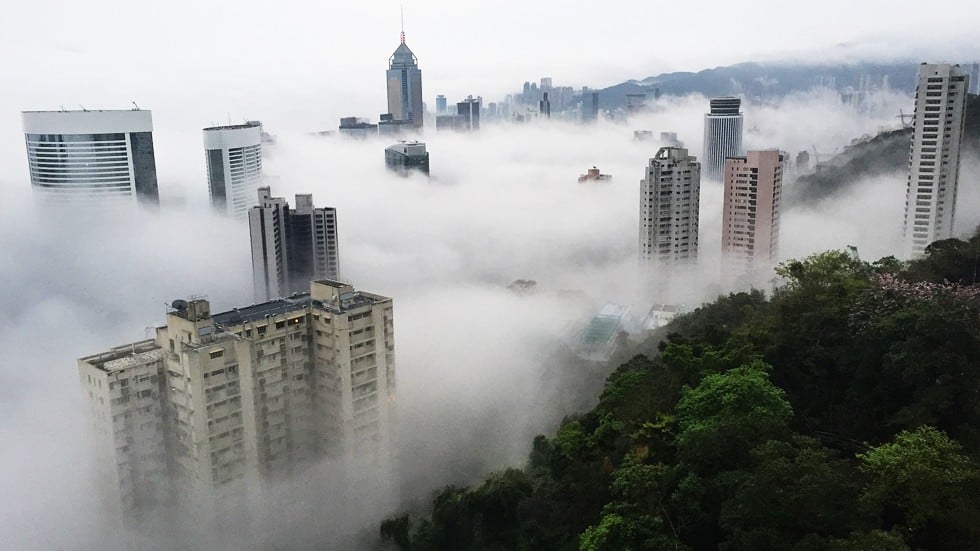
[4,69,980,548]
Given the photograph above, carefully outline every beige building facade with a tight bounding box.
[721,149,784,285]
[78,280,396,531]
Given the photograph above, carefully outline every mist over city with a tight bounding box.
[2,1,980,550]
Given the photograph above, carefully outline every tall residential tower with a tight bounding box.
[78,280,396,530]
[721,150,783,283]
[702,97,744,181]
[204,122,264,220]
[249,187,340,302]
[639,147,701,265]
[903,63,970,257]
[22,109,159,206]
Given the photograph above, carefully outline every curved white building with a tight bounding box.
[702,97,744,181]
[22,109,158,206]
[204,123,263,220]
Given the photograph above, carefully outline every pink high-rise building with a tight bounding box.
[721,149,784,283]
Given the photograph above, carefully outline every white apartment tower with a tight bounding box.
[639,147,701,265]
[78,280,396,531]
[22,109,159,206]
[249,187,340,303]
[903,63,970,257]
[702,97,744,181]
[204,122,264,220]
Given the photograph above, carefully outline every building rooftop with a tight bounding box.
[203,122,261,132]
[211,295,313,327]
[80,341,165,373]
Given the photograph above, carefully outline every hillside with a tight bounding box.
[788,94,980,206]
[379,233,980,551]
[597,61,920,108]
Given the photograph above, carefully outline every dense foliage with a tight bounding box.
[381,235,980,551]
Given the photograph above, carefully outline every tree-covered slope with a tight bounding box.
[380,233,980,551]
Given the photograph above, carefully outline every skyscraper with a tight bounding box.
[903,63,970,257]
[539,92,551,118]
[78,280,396,529]
[456,97,480,130]
[385,141,429,176]
[639,147,701,265]
[386,29,423,129]
[204,122,263,220]
[22,109,159,206]
[250,187,340,302]
[435,95,447,115]
[722,150,784,282]
[703,97,744,180]
[582,91,599,123]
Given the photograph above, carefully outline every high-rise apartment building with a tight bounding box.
[250,187,340,303]
[903,63,970,257]
[385,141,429,176]
[721,150,784,281]
[703,97,744,180]
[204,122,264,221]
[78,280,396,529]
[22,109,159,206]
[386,30,423,129]
[639,147,701,265]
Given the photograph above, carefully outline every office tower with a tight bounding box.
[385,141,429,176]
[626,94,646,118]
[540,77,553,90]
[539,92,551,118]
[436,114,467,132]
[204,122,263,221]
[639,147,701,265]
[967,62,979,95]
[582,92,599,123]
[386,28,423,128]
[435,95,447,115]
[456,97,480,130]
[903,63,970,257]
[22,109,158,206]
[339,117,378,139]
[250,187,340,302]
[78,280,396,528]
[721,150,784,281]
[702,96,744,180]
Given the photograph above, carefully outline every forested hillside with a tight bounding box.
[788,94,980,205]
[380,232,980,551]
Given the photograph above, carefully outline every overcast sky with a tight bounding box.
[1,0,978,130]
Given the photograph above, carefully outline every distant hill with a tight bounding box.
[598,61,920,108]
[787,94,980,205]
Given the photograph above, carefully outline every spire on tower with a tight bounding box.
[400,4,405,44]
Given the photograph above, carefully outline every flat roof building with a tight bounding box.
[250,187,340,302]
[703,97,744,180]
[722,149,783,285]
[22,109,159,207]
[385,141,429,176]
[204,122,263,220]
[78,280,396,532]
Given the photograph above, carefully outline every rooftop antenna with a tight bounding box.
[131,101,140,111]
[400,4,405,44]
[79,104,88,111]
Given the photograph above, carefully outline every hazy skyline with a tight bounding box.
[2,2,980,548]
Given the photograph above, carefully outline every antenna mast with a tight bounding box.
[400,4,405,43]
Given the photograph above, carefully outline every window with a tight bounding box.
[210,350,224,359]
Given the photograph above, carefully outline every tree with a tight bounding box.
[675,361,793,472]
[858,426,980,549]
